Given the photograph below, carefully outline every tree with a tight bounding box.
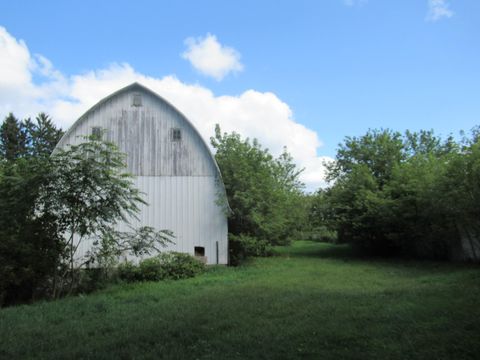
[211,125,304,251]
[0,113,27,161]
[23,113,64,157]
[0,157,62,305]
[320,128,462,258]
[37,135,172,296]
[439,131,480,260]
[326,129,404,188]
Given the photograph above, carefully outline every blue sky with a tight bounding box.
[0,0,479,189]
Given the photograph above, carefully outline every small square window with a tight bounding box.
[195,247,205,257]
[91,127,102,139]
[171,128,182,141]
[132,93,142,107]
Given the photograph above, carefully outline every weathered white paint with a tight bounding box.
[56,83,228,264]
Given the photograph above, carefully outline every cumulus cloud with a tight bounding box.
[426,0,454,22]
[182,33,243,81]
[0,26,330,190]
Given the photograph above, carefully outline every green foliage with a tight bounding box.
[117,261,141,282]
[0,112,64,161]
[137,257,165,281]
[39,134,174,296]
[319,128,480,260]
[211,125,305,262]
[23,113,64,157]
[326,128,405,188]
[0,111,65,304]
[1,241,479,360]
[0,157,63,306]
[153,252,205,280]
[85,227,174,269]
[0,126,173,305]
[74,268,113,294]
[439,135,480,260]
[0,113,27,160]
[228,234,273,265]
[118,252,205,282]
[33,135,146,296]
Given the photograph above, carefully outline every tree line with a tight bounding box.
[1,110,478,306]
[311,128,480,261]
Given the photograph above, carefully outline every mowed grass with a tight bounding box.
[1,241,479,360]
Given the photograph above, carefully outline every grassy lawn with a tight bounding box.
[0,241,479,359]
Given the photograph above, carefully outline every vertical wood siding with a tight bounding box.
[57,84,228,264]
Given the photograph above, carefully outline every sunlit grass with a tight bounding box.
[0,241,479,359]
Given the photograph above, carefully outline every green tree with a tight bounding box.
[384,153,455,258]
[211,125,304,261]
[0,113,27,161]
[327,129,404,188]
[24,113,64,157]
[0,157,62,306]
[40,135,172,296]
[439,132,480,260]
[0,134,173,304]
[321,128,462,258]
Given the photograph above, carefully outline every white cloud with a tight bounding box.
[182,33,243,81]
[0,26,330,190]
[426,0,454,22]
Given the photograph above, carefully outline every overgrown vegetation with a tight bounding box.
[211,125,306,263]
[0,241,478,360]
[315,128,480,260]
[0,114,172,306]
[118,252,205,282]
[2,108,479,310]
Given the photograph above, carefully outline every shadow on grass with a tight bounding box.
[274,241,480,275]
[275,241,358,260]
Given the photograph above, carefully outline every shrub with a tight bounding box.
[117,261,141,282]
[294,226,338,243]
[138,257,165,281]
[118,252,205,282]
[229,234,273,266]
[155,252,205,280]
[75,268,112,294]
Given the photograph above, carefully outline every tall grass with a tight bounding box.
[0,241,479,359]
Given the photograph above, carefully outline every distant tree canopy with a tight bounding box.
[211,125,306,262]
[315,128,480,260]
[0,112,64,161]
[0,113,27,160]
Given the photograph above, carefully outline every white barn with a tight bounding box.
[56,83,228,264]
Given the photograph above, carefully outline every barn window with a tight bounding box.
[91,126,102,139]
[194,247,205,257]
[171,128,182,141]
[132,93,142,107]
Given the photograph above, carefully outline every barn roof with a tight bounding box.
[58,82,225,184]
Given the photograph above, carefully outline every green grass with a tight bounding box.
[1,241,479,359]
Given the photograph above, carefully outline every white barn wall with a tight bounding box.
[56,83,228,265]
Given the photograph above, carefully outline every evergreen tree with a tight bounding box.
[23,113,64,157]
[0,113,27,161]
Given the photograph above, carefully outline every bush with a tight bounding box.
[138,257,165,281]
[75,268,113,294]
[155,252,205,280]
[117,261,141,282]
[295,226,338,243]
[118,252,205,282]
[229,234,273,266]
